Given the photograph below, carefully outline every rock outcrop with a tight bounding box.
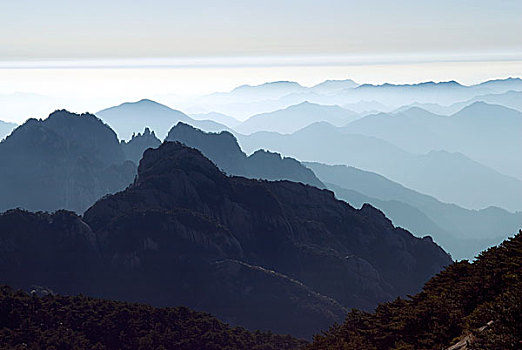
[121,127,161,164]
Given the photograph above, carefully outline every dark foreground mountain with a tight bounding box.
[0,110,136,213]
[0,142,451,338]
[308,231,522,350]
[166,122,324,188]
[306,162,521,260]
[0,285,305,350]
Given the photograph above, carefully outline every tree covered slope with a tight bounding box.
[308,231,522,350]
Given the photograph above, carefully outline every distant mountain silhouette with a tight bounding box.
[174,77,522,120]
[306,162,521,259]
[97,99,229,140]
[346,80,521,107]
[344,102,522,181]
[310,79,359,94]
[190,111,241,128]
[0,110,136,213]
[397,90,522,116]
[0,142,451,338]
[226,81,307,101]
[475,76,522,92]
[235,101,359,134]
[237,122,522,211]
[183,80,359,119]
[0,120,17,140]
[166,122,324,188]
[121,127,161,164]
[458,90,522,113]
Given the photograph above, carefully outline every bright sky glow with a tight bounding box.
[1,1,522,123]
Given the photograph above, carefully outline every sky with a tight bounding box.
[1,0,522,122]
[2,0,522,59]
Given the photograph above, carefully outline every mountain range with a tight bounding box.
[237,122,522,212]
[190,111,241,128]
[234,101,359,135]
[166,122,324,188]
[305,162,521,260]
[176,77,522,119]
[343,102,522,180]
[0,141,451,339]
[158,122,520,260]
[396,90,522,116]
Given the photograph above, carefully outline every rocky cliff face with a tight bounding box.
[166,122,325,188]
[0,110,136,213]
[0,142,452,339]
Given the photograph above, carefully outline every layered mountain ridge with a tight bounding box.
[0,141,451,338]
[166,122,324,188]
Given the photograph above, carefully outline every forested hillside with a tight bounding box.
[0,286,305,350]
[309,232,522,349]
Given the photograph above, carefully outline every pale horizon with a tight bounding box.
[2,54,522,123]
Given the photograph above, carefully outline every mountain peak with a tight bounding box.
[96,99,193,140]
[311,79,359,90]
[231,81,304,92]
[478,77,522,85]
[125,98,171,109]
[137,141,224,183]
[47,109,97,121]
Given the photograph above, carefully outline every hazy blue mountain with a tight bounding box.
[166,122,324,188]
[343,102,522,180]
[397,90,522,116]
[121,127,161,164]
[475,77,522,93]
[180,78,522,120]
[0,120,17,140]
[349,81,477,106]
[332,79,522,108]
[223,81,307,101]
[237,122,522,211]
[183,82,309,119]
[341,100,392,114]
[310,79,359,94]
[452,90,522,113]
[190,111,241,128]
[0,110,136,213]
[305,162,520,259]
[235,101,359,134]
[97,99,229,140]
[392,102,458,115]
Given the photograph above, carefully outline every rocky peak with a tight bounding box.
[122,127,161,163]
